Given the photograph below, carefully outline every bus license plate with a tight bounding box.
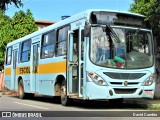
[144,91,152,94]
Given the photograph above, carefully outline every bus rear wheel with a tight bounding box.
[18,79,26,99]
[60,81,71,106]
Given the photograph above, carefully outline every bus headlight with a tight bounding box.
[142,74,156,86]
[88,72,108,86]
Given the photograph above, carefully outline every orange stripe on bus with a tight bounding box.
[16,66,30,75]
[4,68,11,75]
[39,61,66,74]
[15,61,66,75]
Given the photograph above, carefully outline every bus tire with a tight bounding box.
[60,80,71,106]
[18,79,26,99]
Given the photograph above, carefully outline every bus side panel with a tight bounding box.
[21,75,31,93]
[86,82,109,99]
[38,73,65,96]
[37,57,66,96]
[4,79,11,90]
[15,76,19,91]
[4,67,12,90]
[16,62,31,93]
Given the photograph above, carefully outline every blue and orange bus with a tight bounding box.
[4,9,156,106]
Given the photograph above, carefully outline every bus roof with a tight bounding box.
[85,9,145,17]
[7,9,145,47]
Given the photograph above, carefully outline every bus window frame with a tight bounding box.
[41,30,56,59]
[89,12,151,29]
[5,46,12,65]
[56,25,70,56]
[20,39,31,63]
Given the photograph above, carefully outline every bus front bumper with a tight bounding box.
[85,82,155,100]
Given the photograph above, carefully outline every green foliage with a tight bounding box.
[0,9,38,70]
[12,9,38,39]
[130,0,160,50]
[0,0,23,12]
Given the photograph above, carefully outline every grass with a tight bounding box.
[148,104,160,110]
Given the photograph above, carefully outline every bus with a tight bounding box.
[4,9,156,106]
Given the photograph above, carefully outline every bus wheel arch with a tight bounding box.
[18,76,26,99]
[18,76,23,84]
[18,76,23,92]
[54,75,65,96]
[61,80,71,106]
[54,75,71,106]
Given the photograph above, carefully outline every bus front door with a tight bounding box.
[31,43,39,92]
[67,28,84,97]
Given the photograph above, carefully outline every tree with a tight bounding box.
[130,0,160,50]
[130,1,160,99]
[12,9,38,39]
[0,9,38,70]
[0,0,23,12]
[0,11,12,70]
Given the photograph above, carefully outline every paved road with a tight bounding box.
[0,95,147,111]
[1,95,160,119]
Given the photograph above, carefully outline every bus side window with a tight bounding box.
[21,40,31,62]
[56,26,70,56]
[6,47,12,65]
[41,31,56,58]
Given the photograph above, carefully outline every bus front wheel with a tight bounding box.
[18,79,26,99]
[60,81,71,106]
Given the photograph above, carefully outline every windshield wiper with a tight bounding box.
[106,25,121,43]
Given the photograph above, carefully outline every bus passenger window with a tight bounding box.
[57,26,70,56]
[21,40,31,62]
[41,31,56,58]
[6,47,12,65]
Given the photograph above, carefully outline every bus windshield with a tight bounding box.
[90,26,153,69]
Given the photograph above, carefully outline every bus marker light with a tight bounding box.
[88,72,94,76]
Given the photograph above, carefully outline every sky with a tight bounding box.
[5,0,133,22]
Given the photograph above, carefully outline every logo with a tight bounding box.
[124,81,128,86]
[2,112,11,117]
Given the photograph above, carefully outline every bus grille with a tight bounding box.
[104,72,146,80]
[110,82,139,85]
[114,88,137,94]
